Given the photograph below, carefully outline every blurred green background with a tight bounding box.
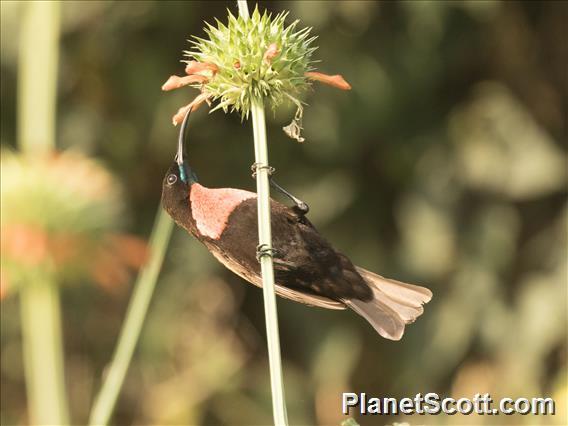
[1,1,566,425]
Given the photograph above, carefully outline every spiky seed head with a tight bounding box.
[0,150,146,295]
[186,6,317,119]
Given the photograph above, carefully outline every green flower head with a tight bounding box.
[188,6,316,118]
[0,150,147,297]
[162,6,351,140]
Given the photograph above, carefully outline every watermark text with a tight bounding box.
[342,392,555,416]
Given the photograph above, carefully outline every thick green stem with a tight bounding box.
[17,2,69,424]
[251,98,288,426]
[18,1,60,155]
[238,1,288,423]
[20,278,69,425]
[89,208,174,426]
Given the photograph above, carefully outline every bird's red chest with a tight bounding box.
[189,183,255,239]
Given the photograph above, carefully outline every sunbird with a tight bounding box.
[161,111,432,340]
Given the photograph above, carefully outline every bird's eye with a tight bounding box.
[167,174,177,185]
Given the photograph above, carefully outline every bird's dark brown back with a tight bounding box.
[214,198,373,302]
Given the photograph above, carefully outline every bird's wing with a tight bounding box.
[274,283,347,310]
[270,206,373,301]
[210,197,370,307]
[207,244,346,310]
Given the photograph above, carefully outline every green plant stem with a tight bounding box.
[17,2,69,425]
[20,278,69,425]
[89,208,174,426]
[237,0,250,19]
[238,2,288,424]
[251,98,288,426]
[18,1,60,155]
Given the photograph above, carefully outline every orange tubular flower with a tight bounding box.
[184,60,219,76]
[305,71,352,90]
[172,92,211,125]
[161,74,209,91]
[0,224,49,267]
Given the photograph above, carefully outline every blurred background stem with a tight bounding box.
[20,277,69,425]
[238,1,288,424]
[17,1,69,424]
[18,1,59,156]
[89,208,173,426]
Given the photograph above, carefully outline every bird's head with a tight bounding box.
[162,108,197,220]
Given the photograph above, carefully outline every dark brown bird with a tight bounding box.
[161,111,432,340]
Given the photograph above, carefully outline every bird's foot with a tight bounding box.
[256,244,282,262]
[251,162,276,178]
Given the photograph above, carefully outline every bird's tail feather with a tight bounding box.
[344,267,432,340]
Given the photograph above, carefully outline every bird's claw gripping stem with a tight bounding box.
[251,163,310,215]
[256,244,281,262]
[251,162,275,178]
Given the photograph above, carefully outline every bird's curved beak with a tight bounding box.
[176,108,192,183]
